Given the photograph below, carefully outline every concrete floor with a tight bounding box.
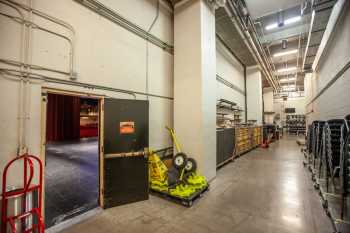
[45,137,99,228]
[57,137,340,233]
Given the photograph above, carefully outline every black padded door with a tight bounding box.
[102,98,149,208]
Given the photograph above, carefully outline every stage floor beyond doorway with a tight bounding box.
[45,137,99,228]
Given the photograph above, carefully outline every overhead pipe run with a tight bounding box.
[224,0,279,91]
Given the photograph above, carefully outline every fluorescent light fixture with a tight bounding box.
[282,86,296,92]
[285,16,302,25]
[265,23,278,30]
[265,15,301,31]
[279,77,296,82]
[277,67,297,73]
[273,49,298,57]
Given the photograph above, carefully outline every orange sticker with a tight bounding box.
[120,121,135,134]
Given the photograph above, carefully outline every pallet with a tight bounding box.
[150,185,209,207]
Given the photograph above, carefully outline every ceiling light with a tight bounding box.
[265,23,278,30]
[273,49,298,57]
[277,67,297,73]
[279,77,296,82]
[282,86,296,91]
[284,16,302,25]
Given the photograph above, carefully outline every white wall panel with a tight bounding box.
[308,4,350,121]
[216,40,245,111]
[246,67,263,124]
[0,0,174,187]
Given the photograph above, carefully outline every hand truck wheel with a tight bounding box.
[184,158,197,173]
[173,153,188,169]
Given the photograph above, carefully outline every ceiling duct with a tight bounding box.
[224,0,280,90]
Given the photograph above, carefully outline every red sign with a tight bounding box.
[120,121,135,134]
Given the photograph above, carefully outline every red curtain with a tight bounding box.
[46,94,81,142]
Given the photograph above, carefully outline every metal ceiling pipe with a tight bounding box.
[224,1,278,90]
[233,0,278,85]
[254,21,278,78]
[228,0,279,89]
[246,18,280,88]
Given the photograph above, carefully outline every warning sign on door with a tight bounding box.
[120,121,135,134]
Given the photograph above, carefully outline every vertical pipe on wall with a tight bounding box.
[21,0,33,153]
[244,65,247,122]
[145,0,160,100]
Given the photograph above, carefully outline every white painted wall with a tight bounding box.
[216,40,245,112]
[274,98,306,115]
[263,88,274,124]
[0,0,174,187]
[246,66,263,124]
[0,0,262,186]
[263,89,273,112]
[307,3,350,122]
[174,0,216,180]
[274,97,306,126]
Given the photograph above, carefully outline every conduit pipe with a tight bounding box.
[73,0,173,53]
[2,0,76,78]
[0,0,76,153]
[0,0,27,153]
[0,12,74,76]
[0,58,70,76]
[145,0,160,100]
[0,68,175,100]
[243,9,279,89]
[225,0,278,91]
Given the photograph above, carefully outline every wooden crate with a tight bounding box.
[235,126,262,156]
[235,127,252,156]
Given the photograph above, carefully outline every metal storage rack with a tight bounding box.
[216,99,243,127]
[304,117,350,233]
[286,114,306,135]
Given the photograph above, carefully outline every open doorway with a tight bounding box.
[44,93,100,228]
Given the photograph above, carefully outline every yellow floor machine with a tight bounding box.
[149,127,209,207]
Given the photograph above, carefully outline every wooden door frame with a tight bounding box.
[40,87,106,219]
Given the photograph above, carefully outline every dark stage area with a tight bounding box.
[45,137,99,228]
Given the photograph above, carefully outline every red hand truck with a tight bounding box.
[1,154,44,233]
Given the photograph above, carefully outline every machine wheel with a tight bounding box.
[173,153,188,169]
[185,158,197,173]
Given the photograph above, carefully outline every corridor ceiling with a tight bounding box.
[169,0,337,94]
[247,0,336,92]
